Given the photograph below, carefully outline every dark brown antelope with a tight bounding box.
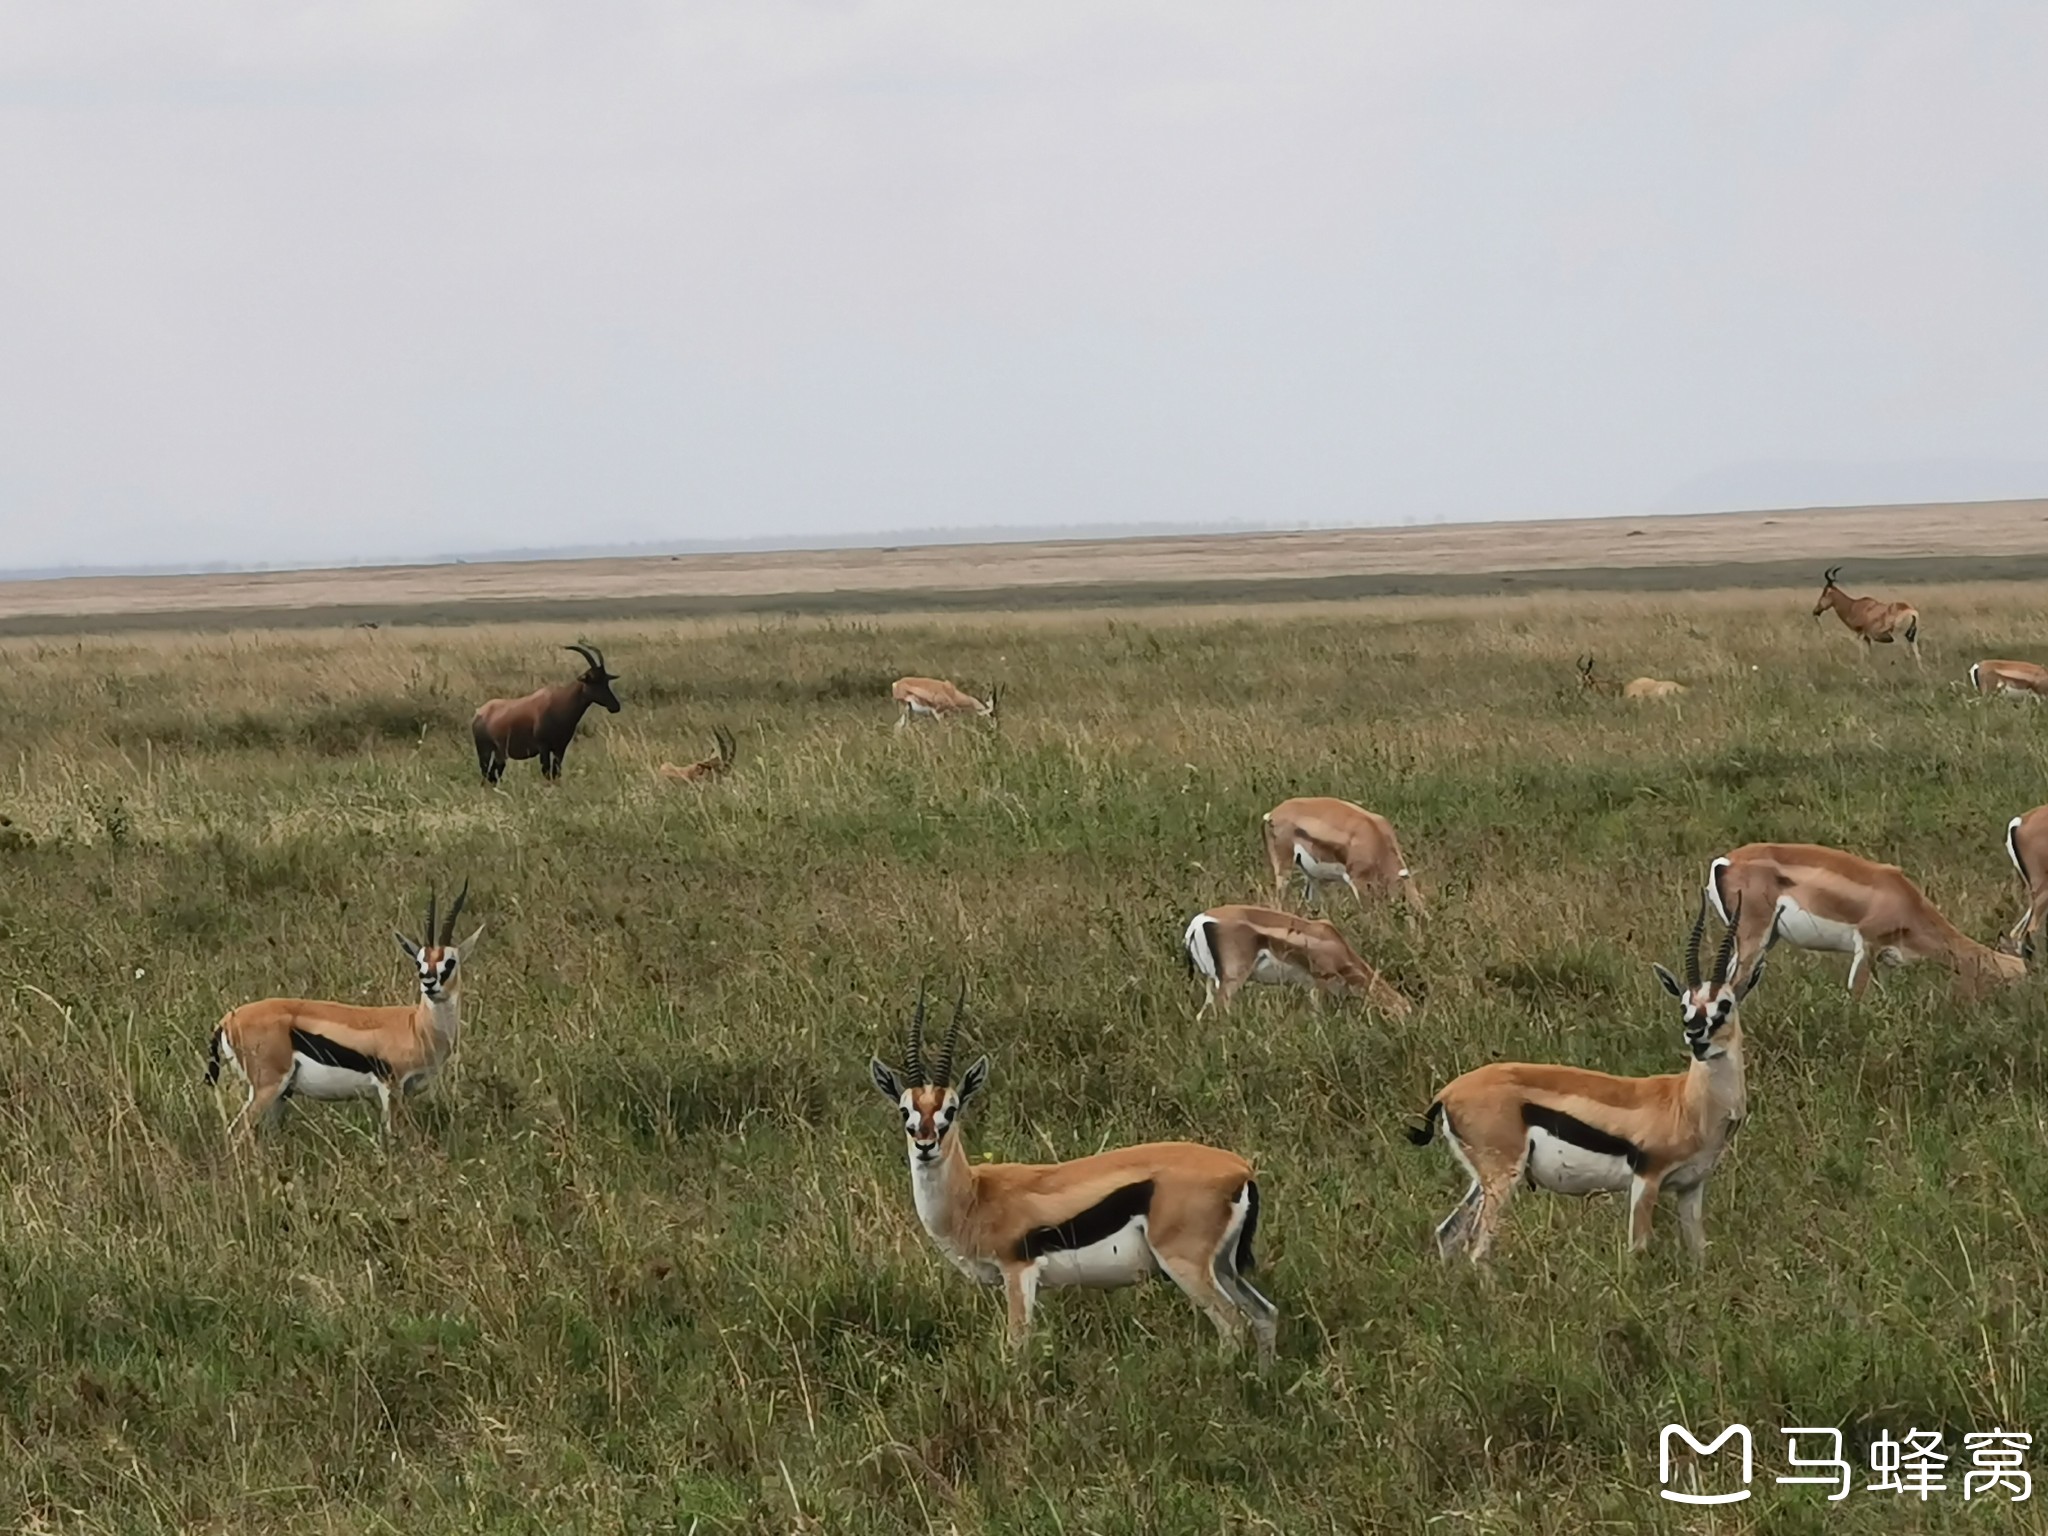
[472,642,621,785]
[1813,566,1920,667]
[658,726,737,784]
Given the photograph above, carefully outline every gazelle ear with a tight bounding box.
[1652,963,1684,998]
[956,1055,991,1105]
[394,931,422,961]
[457,922,486,955]
[870,1058,903,1102]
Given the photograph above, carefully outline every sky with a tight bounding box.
[3,3,2047,573]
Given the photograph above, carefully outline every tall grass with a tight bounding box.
[2,589,2046,1532]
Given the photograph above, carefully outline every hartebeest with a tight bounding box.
[870,986,1277,1361]
[472,642,621,784]
[1970,660,2048,702]
[1708,842,2022,995]
[658,726,737,784]
[1262,797,1425,921]
[207,885,483,1142]
[1183,904,1412,1018]
[1409,900,1759,1263]
[1578,657,1685,700]
[892,676,998,729]
[2000,806,2048,958]
[1813,566,1921,666]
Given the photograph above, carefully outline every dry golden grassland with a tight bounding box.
[3,586,2047,1532]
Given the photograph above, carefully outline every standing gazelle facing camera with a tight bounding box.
[208,884,484,1144]
[869,986,1278,1362]
[1408,900,1759,1264]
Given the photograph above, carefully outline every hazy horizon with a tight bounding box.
[5,6,2045,571]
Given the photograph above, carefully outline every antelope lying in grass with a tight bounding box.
[1577,656,1685,700]
[1969,660,2048,702]
[2000,805,2048,958]
[1262,797,1425,922]
[1409,900,1759,1263]
[1813,566,1921,666]
[658,726,736,783]
[1709,842,2022,995]
[869,986,1277,1362]
[1183,904,1412,1018]
[472,642,621,784]
[207,885,482,1142]
[892,676,998,729]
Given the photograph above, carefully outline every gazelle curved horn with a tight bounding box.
[1684,895,1708,991]
[440,878,470,947]
[424,889,438,952]
[905,983,928,1085]
[1712,894,1742,985]
[933,979,967,1087]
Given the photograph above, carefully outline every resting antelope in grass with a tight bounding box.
[1409,899,1759,1263]
[1262,797,1425,922]
[658,725,736,783]
[1577,656,1685,701]
[1813,566,1921,667]
[1969,660,2048,702]
[1708,843,2022,996]
[870,986,1277,1362]
[207,885,483,1142]
[1999,806,2048,959]
[472,642,621,784]
[892,676,998,729]
[1183,904,1412,1018]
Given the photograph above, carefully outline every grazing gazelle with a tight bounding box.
[658,726,737,783]
[1708,843,2022,996]
[472,642,622,784]
[1999,805,2048,958]
[869,986,1277,1361]
[1409,899,1760,1263]
[1969,660,2048,702]
[1812,566,1921,667]
[207,885,483,1142]
[1261,797,1425,922]
[891,676,998,729]
[1183,904,1412,1018]
[1578,656,1686,701]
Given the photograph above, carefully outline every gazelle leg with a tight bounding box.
[1465,1176,1516,1263]
[1435,1181,1483,1259]
[1847,936,1873,997]
[1674,1183,1708,1261]
[1212,1252,1278,1364]
[1000,1261,1039,1346]
[1152,1248,1247,1350]
[1627,1172,1663,1253]
[1212,974,1244,1012]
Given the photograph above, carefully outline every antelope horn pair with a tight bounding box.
[1822,565,1843,586]
[903,979,969,1087]
[566,642,609,675]
[422,879,470,950]
[1682,893,1741,991]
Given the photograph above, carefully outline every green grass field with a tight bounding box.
[4,588,2047,1533]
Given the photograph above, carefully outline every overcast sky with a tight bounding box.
[3,3,2046,573]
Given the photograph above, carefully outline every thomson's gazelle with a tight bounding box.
[1709,842,2022,995]
[869,987,1277,1361]
[208,885,483,1142]
[1409,901,1759,1263]
[1262,797,1425,922]
[1184,904,1413,1018]
[1970,660,2048,702]
[891,676,998,728]
[2000,805,2048,958]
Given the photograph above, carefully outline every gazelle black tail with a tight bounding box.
[1406,1100,1444,1146]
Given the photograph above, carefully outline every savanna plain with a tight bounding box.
[3,588,2047,1534]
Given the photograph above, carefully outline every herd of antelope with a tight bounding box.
[203,564,2048,1361]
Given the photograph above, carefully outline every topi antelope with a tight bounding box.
[1183,904,1412,1018]
[892,676,998,729]
[1578,656,1685,700]
[1709,842,2022,996]
[207,884,483,1143]
[1969,660,2048,702]
[1409,899,1760,1263]
[1999,805,2048,959]
[472,642,621,784]
[870,985,1277,1361]
[1262,797,1425,922]
[1813,566,1921,667]
[658,725,737,784]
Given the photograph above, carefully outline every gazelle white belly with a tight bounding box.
[1035,1219,1161,1289]
[289,1057,385,1101]
[1249,948,1311,987]
[1771,899,1861,954]
[1524,1127,1634,1197]
[1293,845,1353,887]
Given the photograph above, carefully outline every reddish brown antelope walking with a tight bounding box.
[1812,566,1920,667]
[472,642,621,784]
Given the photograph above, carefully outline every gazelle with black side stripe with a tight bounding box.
[1183,904,1413,1018]
[868,986,1277,1362]
[1999,805,2048,959]
[1262,797,1426,922]
[207,884,483,1143]
[1408,900,1759,1263]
